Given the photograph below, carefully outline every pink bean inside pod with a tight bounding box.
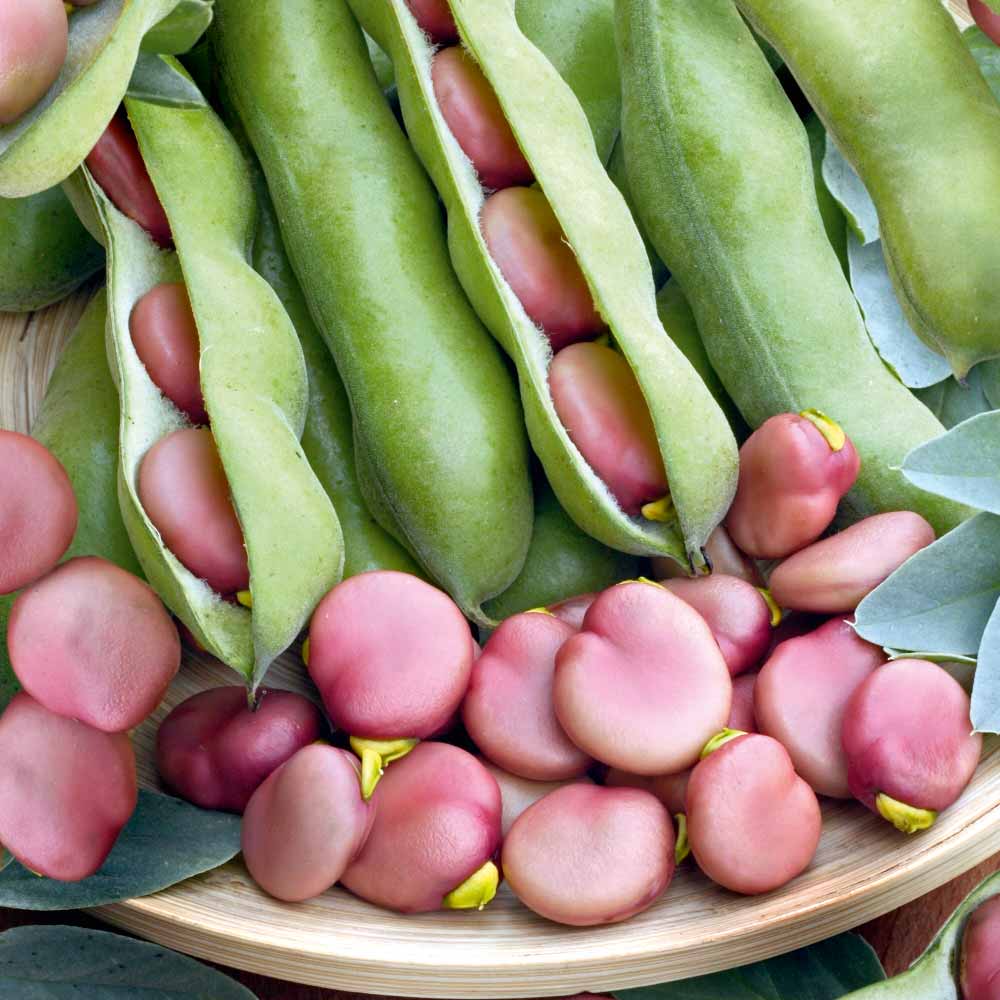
[554,580,732,775]
[686,732,821,895]
[970,0,1000,46]
[0,692,137,881]
[138,426,250,595]
[463,610,591,781]
[405,0,458,43]
[961,895,1000,1000]
[241,744,373,903]
[0,0,67,125]
[481,187,605,351]
[130,283,207,426]
[432,47,533,191]
[725,411,860,560]
[549,342,669,517]
[340,742,502,913]
[482,761,589,836]
[547,591,598,630]
[653,524,762,586]
[307,571,474,796]
[842,658,982,833]
[156,686,325,813]
[755,617,884,799]
[769,511,935,614]
[501,783,675,926]
[0,430,78,595]
[8,556,180,733]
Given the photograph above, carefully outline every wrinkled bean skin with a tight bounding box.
[0,692,137,881]
[0,430,77,594]
[481,187,605,351]
[463,612,591,781]
[502,783,674,926]
[242,745,372,902]
[130,283,207,426]
[660,575,772,676]
[769,511,935,614]
[85,114,172,248]
[308,571,473,740]
[157,686,324,813]
[554,581,732,775]
[549,342,668,516]
[341,743,502,913]
[138,427,249,595]
[482,761,587,836]
[755,618,885,798]
[432,47,534,191]
[687,733,821,894]
[961,896,1000,1000]
[843,658,982,822]
[970,0,1000,46]
[0,0,67,126]
[725,413,860,560]
[405,0,458,42]
[653,524,761,586]
[8,556,179,733]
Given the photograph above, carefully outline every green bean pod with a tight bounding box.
[617,0,970,536]
[0,0,212,199]
[735,0,1000,379]
[0,188,103,312]
[66,59,343,689]
[212,0,534,624]
[351,0,738,571]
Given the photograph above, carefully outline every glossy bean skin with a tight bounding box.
[130,283,207,426]
[549,342,668,515]
[725,412,860,560]
[961,896,1000,1000]
[502,784,674,926]
[157,686,324,813]
[769,512,935,614]
[554,581,732,775]
[0,0,67,126]
[8,556,179,733]
[242,745,373,902]
[660,575,772,676]
[970,0,1000,46]
[687,733,821,894]
[617,0,969,538]
[547,592,598,630]
[405,0,458,42]
[463,611,591,781]
[736,0,1000,378]
[843,659,982,828]
[482,762,587,836]
[138,427,249,596]
[653,524,761,587]
[755,618,885,798]
[0,430,77,594]
[0,692,137,881]
[341,743,502,913]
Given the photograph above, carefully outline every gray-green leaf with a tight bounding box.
[128,53,208,108]
[822,136,879,244]
[0,924,257,998]
[915,364,996,430]
[0,790,240,910]
[973,598,1000,732]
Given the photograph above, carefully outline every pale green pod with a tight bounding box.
[351,0,738,571]
[67,58,343,690]
[736,0,1000,379]
[617,0,970,536]
[0,0,212,199]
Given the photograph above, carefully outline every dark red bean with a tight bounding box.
[0,692,137,881]
[0,0,67,125]
[842,658,982,832]
[0,430,77,594]
[961,895,1000,1000]
[653,524,762,586]
[501,783,674,926]
[547,591,597,629]
[405,0,458,43]
[481,761,587,836]
[156,686,324,813]
[241,745,373,902]
[970,0,1000,46]
[725,411,860,559]
[85,112,172,248]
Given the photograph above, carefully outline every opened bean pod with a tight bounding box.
[350,0,738,572]
[212,0,533,626]
[65,59,344,690]
[0,0,212,198]
[617,0,970,537]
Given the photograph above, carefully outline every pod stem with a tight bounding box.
[641,495,675,523]
[350,737,419,800]
[674,813,691,865]
[700,728,747,760]
[442,861,500,911]
[875,792,938,834]
[757,588,783,627]
[799,409,847,452]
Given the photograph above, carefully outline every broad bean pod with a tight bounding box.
[617,0,970,537]
[351,0,738,572]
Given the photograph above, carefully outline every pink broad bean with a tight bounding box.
[156,686,324,813]
[842,658,982,833]
[0,0,66,125]
[482,761,589,836]
[961,895,1000,1000]
[405,0,458,43]
[653,524,762,586]
[547,591,597,629]
[725,411,859,559]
